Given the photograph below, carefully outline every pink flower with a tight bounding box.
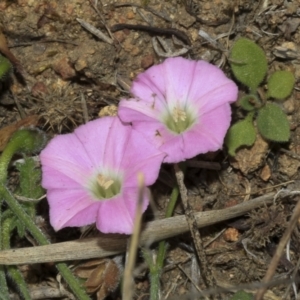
[40,117,165,234]
[118,57,238,163]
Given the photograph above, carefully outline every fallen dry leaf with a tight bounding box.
[260,164,272,181]
[74,258,121,300]
[230,134,269,175]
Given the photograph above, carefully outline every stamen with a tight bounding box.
[172,107,187,123]
[97,174,114,190]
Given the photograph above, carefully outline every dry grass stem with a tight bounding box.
[174,164,216,290]
[0,192,285,265]
[255,199,300,300]
[122,174,145,300]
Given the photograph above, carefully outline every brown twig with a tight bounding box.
[113,3,172,22]
[88,0,115,42]
[0,192,286,265]
[255,200,300,300]
[174,164,216,290]
[110,23,191,46]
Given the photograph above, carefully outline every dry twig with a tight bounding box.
[255,199,300,300]
[0,192,283,265]
[174,164,217,290]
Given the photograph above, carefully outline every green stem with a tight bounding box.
[0,183,91,300]
[2,217,31,300]
[0,142,16,183]
[0,184,48,244]
[0,129,46,183]
[0,197,9,299]
[149,184,179,300]
[56,262,90,299]
[0,265,9,300]
[165,185,180,219]
[7,266,31,300]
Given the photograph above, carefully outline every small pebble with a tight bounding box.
[31,82,48,97]
[223,228,240,242]
[52,57,76,80]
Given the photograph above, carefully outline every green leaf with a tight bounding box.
[0,55,12,80]
[16,219,26,238]
[16,157,44,199]
[257,103,290,142]
[230,38,268,91]
[239,94,260,111]
[225,112,256,156]
[230,290,253,300]
[267,70,295,100]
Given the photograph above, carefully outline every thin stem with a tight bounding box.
[0,129,46,183]
[0,265,9,300]
[7,266,31,300]
[0,183,48,244]
[165,185,180,218]
[56,262,91,300]
[148,183,179,300]
[0,197,9,299]
[2,217,31,300]
[0,143,16,183]
[0,183,91,300]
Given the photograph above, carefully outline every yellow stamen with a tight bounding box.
[97,174,114,190]
[172,107,186,123]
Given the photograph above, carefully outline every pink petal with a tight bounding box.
[47,188,97,231]
[42,166,82,189]
[100,117,132,172]
[123,187,150,218]
[158,134,185,163]
[187,60,238,109]
[121,104,231,163]
[131,57,197,108]
[192,82,238,115]
[131,63,167,105]
[130,57,237,111]
[181,103,232,158]
[118,98,161,121]
[61,202,100,228]
[40,134,94,184]
[121,129,165,187]
[74,117,114,168]
[96,187,150,234]
[163,57,198,106]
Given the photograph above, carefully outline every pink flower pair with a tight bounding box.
[40,57,238,234]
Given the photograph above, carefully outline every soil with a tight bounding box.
[1,0,300,299]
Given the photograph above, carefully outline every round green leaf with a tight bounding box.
[257,103,290,142]
[239,94,261,111]
[225,112,256,156]
[267,70,295,100]
[230,38,268,91]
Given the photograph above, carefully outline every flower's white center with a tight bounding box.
[90,172,121,201]
[172,107,187,123]
[163,104,196,134]
[96,174,114,190]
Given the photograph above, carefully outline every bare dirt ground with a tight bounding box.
[1,0,300,299]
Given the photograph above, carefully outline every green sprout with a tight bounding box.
[0,55,12,81]
[226,38,295,156]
